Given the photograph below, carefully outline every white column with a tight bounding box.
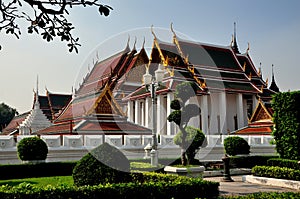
[127,101,134,122]
[140,100,145,126]
[236,93,244,129]
[145,97,151,128]
[166,92,174,135]
[156,95,163,135]
[134,100,140,125]
[201,95,209,135]
[219,92,227,134]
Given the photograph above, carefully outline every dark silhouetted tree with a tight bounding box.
[0,102,18,131]
[0,0,112,52]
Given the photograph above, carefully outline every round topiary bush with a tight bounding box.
[174,126,205,163]
[17,137,48,161]
[72,142,131,186]
[224,136,250,156]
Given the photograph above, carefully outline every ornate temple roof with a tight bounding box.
[37,43,151,135]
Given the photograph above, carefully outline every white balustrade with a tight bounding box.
[41,135,61,147]
[84,135,103,147]
[63,135,83,148]
[0,136,15,149]
[105,135,122,147]
[142,135,152,146]
[17,135,36,142]
[207,135,222,146]
[125,135,142,147]
[160,135,176,146]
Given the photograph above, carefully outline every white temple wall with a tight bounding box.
[226,93,238,133]
[208,92,220,135]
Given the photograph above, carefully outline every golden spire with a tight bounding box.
[151,25,167,66]
[243,61,246,71]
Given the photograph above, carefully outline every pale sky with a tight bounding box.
[1,0,300,113]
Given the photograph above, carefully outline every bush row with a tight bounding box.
[0,162,77,180]
[229,155,278,168]
[267,158,300,170]
[219,192,300,199]
[0,173,219,199]
[252,166,300,181]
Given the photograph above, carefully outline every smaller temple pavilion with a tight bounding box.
[1,87,71,136]
[33,41,152,141]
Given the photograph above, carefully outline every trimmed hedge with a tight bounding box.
[252,165,300,181]
[17,137,48,161]
[224,136,250,156]
[272,91,300,160]
[219,192,300,199]
[0,162,77,180]
[0,173,219,199]
[229,155,278,168]
[267,158,300,170]
[73,142,131,186]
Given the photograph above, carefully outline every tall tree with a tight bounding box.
[0,102,18,131]
[0,0,112,52]
[167,82,201,165]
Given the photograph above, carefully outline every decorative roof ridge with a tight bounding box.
[176,36,232,51]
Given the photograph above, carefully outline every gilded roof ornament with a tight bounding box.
[265,78,269,87]
[246,42,250,54]
[142,37,145,49]
[243,61,246,71]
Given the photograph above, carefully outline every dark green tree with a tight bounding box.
[272,91,300,160]
[167,82,201,165]
[174,126,205,164]
[0,0,112,53]
[0,102,18,131]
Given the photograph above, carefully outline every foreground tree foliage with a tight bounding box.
[0,102,18,131]
[272,91,300,160]
[0,0,112,52]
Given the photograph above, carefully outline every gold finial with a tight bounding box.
[142,37,145,49]
[246,42,250,54]
[170,67,175,77]
[184,54,189,64]
[201,79,207,88]
[151,25,157,40]
[171,22,176,43]
[230,34,234,46]
[261,85,264,92]
[249,72,252,80]
[243,61,246,71]
[133,36,137,50]
[265,78,269,87]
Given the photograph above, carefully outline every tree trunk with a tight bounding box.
[180,126,188,166]
[181,148,187,166]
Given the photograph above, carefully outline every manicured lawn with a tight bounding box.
[0,176,73,187]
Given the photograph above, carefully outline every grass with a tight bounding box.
[0,176,73,187]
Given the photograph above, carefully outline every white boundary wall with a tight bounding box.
[0,135,276,164]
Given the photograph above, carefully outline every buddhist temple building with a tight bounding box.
[34,41,152,139]
[2,24,279,138]
[125,24,278,136]
[1,89,71,136]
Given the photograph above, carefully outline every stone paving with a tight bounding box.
[204,175,300,196]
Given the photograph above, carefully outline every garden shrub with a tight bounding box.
[267,158,300,170]
[0,162,77,180]
[272,91,300,160]
[0,172,220,199]
[72,142,130,186]
[218,192,300,199]
[224,136,250,156]
[229,155,277,168]
[17,137,48,161]
[174,126,205,163]
[252,165,300,181]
